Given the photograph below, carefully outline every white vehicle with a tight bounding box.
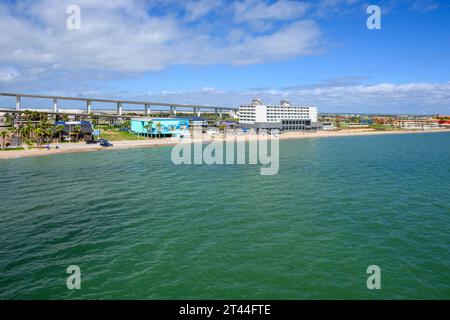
[179,131,191,138]
[207,130,218,136]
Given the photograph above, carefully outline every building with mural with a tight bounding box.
[130,118,189,137]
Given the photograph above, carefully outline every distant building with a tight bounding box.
[131,118,189,137]
[238,99,320,132]
[439,121,450,128]
[228,110,239,119]
[322,122,337,130]
[184,116,208,128]
[372,116,393,125]
[54,121,94,140]
[399,120,440,130]
[435,116,450,128]
[360,118,373,125]
[0,112,12,129]
[347,123,370,128]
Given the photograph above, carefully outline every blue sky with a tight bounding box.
[0,0,449,113]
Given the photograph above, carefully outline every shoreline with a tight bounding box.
[0,128,448,160]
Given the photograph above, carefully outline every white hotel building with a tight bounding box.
[239,99,321,131]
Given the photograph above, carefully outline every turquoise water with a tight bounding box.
[0,132,449,299]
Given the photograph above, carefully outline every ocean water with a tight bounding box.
[0,132,449,299]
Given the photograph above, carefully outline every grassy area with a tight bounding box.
[370,124,401,131]
[0,147,25,151]
[98,129,140,141]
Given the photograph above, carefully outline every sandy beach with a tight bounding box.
[0,128,448,160]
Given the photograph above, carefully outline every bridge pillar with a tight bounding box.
[87,100,92,114]
[145,104,151,115]
[53,98,58,113]
[117,102,123,116]
[15,96,21,111]
[197,108,201,117]
[219,109,223,119]
[171,106,177,116]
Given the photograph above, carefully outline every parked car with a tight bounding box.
[100,140,113,147]
[179,132,191,138]
[207,129,218,136]
[86,139,98,144]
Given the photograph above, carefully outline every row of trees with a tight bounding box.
[143,121,166,138]
[1,111,85,149]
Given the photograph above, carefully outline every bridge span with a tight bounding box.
[0,92,236,118]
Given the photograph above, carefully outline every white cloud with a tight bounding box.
[0,67,20,82]
[0,0,322,74]
[218,20,321,65]
[233,0,311,22]
[137,82,450,114]
[0,78,448,114]
[183,0,222,21]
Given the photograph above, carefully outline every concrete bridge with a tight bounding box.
[0,92,236,118]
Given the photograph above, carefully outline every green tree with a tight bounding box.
[219,124,227,138]
[7,126,17,147]
[73,125,82,141]
[144,121,153,139]
[0,130,8,149]
[34,127,44,148]
[156,122,162,138]
[45,128,53,143]
[7,126,16,137]
[169,125,177,137]
[25,123,34,140]
[55,124,65,142]
[4,113,13,127]
[122,119,131,130]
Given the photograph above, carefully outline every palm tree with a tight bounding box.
[122,119,131,131]
[156,122,162,138]
[24,123,33,140]
[4,113,12,127]
[148,120,153,138]
[19,126,27,142]
[45,128,53,143]
[73,125,82,142]
[144,121,153,139]
[34,127,44,148]
[7,126,16,145]
[219,124,227,138]
[55,124,65,143]
[0,130,8,149]
[169,125,176,137]
[335,115,341,129]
